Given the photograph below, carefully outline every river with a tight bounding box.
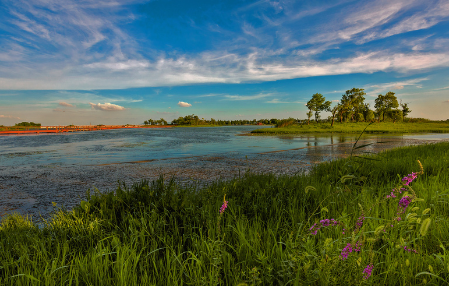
[1,126,448,221]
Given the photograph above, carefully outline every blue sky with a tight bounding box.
[0,0,448,125]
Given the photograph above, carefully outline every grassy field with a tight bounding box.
[1,142,449,285]
[251,121,449,135]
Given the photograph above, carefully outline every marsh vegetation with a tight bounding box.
[1,140,448,285]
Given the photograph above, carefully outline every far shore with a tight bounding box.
[251,121,449,135]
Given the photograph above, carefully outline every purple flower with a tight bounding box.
[341,241,362,260]
[397,196,412,214]
[402,172,418,186]
[355,216,365,232]
[309,218,341,235]
[219,195,228,214]
[341,243,353,260]
[403,246,418,253]
[363,264,374,279]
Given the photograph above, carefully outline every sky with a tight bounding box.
[0,0,449,125]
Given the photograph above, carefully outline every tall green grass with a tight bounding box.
[251,121,449,134]
[1,142,449,285]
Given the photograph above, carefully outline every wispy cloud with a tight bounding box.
[0,115,21,119]
[59,102,75,107]
[178,101,192,107]
[89,102,126,111]
[265,98,301,104]
[365,77,428,96]
[224,93,273,101]
[433,86,449,91]
[1,0,449,91]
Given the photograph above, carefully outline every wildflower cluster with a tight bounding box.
[397,195,413,215]
[362,264,374,279]
[309,218,341,235]
[354,215,365,232]
[340,241,362,260]
[403,245,418,254]
[402,172,418,186]
[219,195,228,215]
[307,160,426,281]
[385,187,406,199]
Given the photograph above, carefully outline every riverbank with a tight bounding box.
[0,125,173,135]
[251,121,449,135]
[1,141,448,284]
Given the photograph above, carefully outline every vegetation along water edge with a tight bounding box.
[1,141,449,285]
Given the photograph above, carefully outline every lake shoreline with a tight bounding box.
[1,135,446,222]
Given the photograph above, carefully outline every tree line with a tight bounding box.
[146,114,281,126]
[15,122,41,127]
[306,88,411,126]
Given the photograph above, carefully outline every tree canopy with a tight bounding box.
[306,93,331,123]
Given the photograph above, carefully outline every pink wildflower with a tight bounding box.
[363,264,374,279]
[219,195,228,214]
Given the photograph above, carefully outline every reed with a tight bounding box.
[1,141,449,285]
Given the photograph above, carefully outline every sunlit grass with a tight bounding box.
[1,142,449,285]
[251,121,449,134]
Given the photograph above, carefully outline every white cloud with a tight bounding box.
[59,102,75,107]
[85,60,150,71]
[0,115,21,119]
[224,93,273,101]
[1,0,449,91]
[365,77,428,96]
[433,86,449,91]
[177,101,192,107]
[89,102,125,111]
[265,98,300,104]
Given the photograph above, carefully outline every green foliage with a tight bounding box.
[275,118,296,128]
[375,92,399,121]
[1,142,449,285]
[306,93,332,123]
[14,122,41,127]
[252,121,449,134]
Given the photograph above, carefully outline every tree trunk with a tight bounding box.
[331,116,335,127]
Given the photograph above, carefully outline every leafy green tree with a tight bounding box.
[306,93,332,123]
[340,88,366,122]
[306,110,313,125]
[330,104,341,127]
[401,102,412,120]
[388,109,403,123]
[366,109,375,122]
[357,113,364,122]
[374,92,399,121]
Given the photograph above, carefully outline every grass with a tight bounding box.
[251,121,449,135]
[1,141,449,285]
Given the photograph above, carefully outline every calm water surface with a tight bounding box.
[1,126,449,167]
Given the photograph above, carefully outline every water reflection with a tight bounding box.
[1,127,448,168]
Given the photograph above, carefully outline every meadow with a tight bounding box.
[0,141,448,285]
[251,121,449,135]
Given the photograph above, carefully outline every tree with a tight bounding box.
[400,102,412,120]
[340,88,366,122]
[306,93,332,123]
[366,109,375,122]
[374,92,399,121]
[306,110,313,125]
[330,104,341,127]
[388,109,402,123]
